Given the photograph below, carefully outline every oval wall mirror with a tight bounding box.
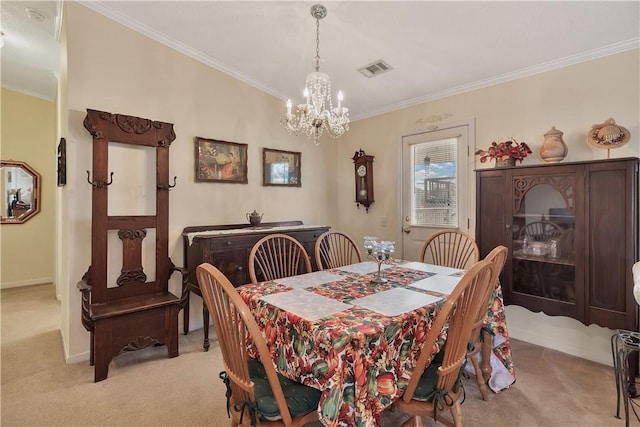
[1,160,42,224]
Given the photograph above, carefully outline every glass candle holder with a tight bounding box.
[364,237,394,283]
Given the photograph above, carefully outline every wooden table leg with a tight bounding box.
[182,284,190,335]
[480,330,493,382]
[203,304,210,351]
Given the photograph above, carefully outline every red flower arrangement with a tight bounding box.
[475,138,532,163]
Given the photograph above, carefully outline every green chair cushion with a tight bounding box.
[412,359,440,401]
[412,349,465,402]
[248,358,321,421]
[412,349,446,401]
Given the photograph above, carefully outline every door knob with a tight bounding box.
[403,227,411,234]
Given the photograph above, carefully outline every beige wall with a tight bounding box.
[335,49,640,365]
[336,49,639,249]
[56,9,70,343]
[1,88,56,288]
[63,3,337,360]
[63,1,638,365]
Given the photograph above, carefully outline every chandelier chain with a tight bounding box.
[315,17,321,72]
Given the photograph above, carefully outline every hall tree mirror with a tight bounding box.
[1,160,41,224]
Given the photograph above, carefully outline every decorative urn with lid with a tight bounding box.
[246,210,263,226]
[540,126,568,162]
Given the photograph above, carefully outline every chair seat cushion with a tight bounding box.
[248,358,321,420]
[412,357,441,401]
[411,349,466,402]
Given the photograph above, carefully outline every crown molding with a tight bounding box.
[77,1,284,101]
[1,81,57,102]
[75,1,639,123]
[53,0,64,42]
[352,38,640,122]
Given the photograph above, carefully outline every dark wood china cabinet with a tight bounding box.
[476,158,639,332]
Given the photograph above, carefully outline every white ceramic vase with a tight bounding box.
[540,126,568,162]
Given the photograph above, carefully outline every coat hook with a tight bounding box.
[86,170,114,188]
[158,176,177,191]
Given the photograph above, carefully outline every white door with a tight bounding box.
[401,123,473,261]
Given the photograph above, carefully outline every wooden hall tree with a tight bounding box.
[78,109,184,382]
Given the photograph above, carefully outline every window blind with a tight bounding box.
[411,137,458,227]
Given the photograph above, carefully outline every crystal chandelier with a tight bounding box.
[281,4,349,145]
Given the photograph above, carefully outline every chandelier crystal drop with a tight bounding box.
[281,4,349,145]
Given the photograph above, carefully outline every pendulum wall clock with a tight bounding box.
[352,149,375,212]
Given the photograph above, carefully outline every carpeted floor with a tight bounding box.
[1,283,636,426]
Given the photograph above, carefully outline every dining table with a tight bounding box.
[237,259,515,427]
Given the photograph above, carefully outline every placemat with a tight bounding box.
[402,261,463,276]
[350,287,442,317]
[274,271,345,289]
[409,274,461,295]
[260,289,351,321]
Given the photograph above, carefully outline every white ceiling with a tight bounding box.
[2,1,639,120]
[1,1,62,100]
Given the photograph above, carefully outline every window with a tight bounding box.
[411,138,458,227]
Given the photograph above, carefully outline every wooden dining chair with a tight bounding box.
[466,245,509,401]
[314,231,362,270]
[392,259,496,427]
[196,263,321,426]
[420,230,479,270]
[518,220,563,242]
[248,234,312,283]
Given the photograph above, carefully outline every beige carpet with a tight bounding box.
[0,283,635,426]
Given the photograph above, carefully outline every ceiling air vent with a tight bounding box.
[358,59,393,78]
[26,7,48,23]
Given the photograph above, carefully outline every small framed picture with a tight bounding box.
[262,148,301,187]
[195,137,248,183]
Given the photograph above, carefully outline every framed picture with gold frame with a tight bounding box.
[195,137,248,183]
[262,148,301,187]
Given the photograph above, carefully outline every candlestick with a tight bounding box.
[363,237,395,284]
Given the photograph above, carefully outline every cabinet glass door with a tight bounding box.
[511,173,577,306]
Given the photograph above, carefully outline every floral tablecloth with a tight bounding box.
[238,260,515,427]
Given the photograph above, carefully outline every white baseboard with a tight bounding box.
[66,351,90,364]
[1,278,53,289]
[505,305,614,367]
